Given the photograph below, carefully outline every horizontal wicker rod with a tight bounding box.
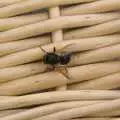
[3,15,117,48]
[0,12,49,31]
[0,90,120,110]
[62,0,120,15]
[32,109,120,119]
[64,19,120,39]
[0,96,14,100]
[68,61,120,84]
[2,102,120,120]
[68,72,120,90]
[0,62,47,83]
[78,108,120,118]
[0,35,120,69]
[93,108,120,117]
[0,32,119,57]
[0,71,68,95]
[0,0,28,8]
[0,71,67,95]
[72,118,116,120]
[0,36,50,57]
[0,62,120,95]
[0,10,119,32]
[0,13,118,43]
[0,0,96,18]
[1,101,103,120]
[0,42,120,83]
[2,105,120,120]
[69,43,120,66]
[33,98,120,120]
[0,109,27,118]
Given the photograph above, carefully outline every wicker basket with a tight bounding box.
[0,0,120,119]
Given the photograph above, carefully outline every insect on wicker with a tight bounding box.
[43,47,71,66]
[41,44,73,79]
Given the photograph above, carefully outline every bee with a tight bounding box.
[43,47,71,66]
[41,45,72,79]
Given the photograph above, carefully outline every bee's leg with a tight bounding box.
[63,66,71,80]
[55,66,71,80]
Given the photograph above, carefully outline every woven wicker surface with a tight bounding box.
[0,0,120,119]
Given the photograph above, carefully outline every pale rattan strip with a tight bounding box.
[49,6,67,90]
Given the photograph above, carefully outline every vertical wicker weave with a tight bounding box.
[49,6,67,90]
[0,0,120,120]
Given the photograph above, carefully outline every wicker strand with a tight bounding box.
[64,19,120,39]
[0,62,120,95]
[71,118,118,120]
[0,0,28,8]
[0,109,27,118]
[0,33,119,57]
[68,72,120,90]
[0,36,120,69]
[32,98,120,120]
[0,0,96,18]
[0,10,119,32]
[62,0,120,15]
[0,41,120,83]
[0,13,119,43]
[0,90,120,110]
[0,101,103,120]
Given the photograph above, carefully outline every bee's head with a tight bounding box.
[60,53,72,65]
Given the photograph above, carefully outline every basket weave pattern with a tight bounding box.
[0,0,120,119]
